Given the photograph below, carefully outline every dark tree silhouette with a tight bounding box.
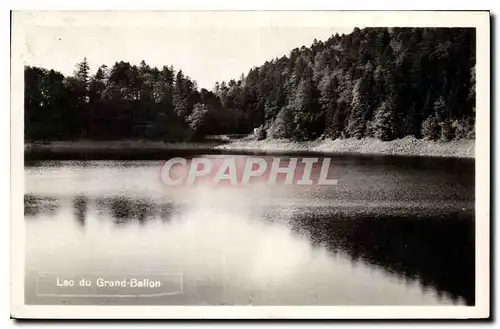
[24,28,475,143]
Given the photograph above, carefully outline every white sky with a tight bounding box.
[19,12,354,89]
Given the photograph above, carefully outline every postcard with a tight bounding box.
[10,10,490,319]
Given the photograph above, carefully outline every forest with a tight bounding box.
[24,27,476,143]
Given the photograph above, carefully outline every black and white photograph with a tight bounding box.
[10,10,490,319]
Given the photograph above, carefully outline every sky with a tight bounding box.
[20,12,353,89]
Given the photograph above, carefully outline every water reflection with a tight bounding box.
[288,211,475,305]
[72,195,88,227]
[24,157,475,306]
[95,196,180,225]
[25,192,474,305]
[24,194,59,218]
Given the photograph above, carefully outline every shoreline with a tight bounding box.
[215,136,475,159]
[24,137,474,160]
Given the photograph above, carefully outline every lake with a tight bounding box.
[24,153,475,306]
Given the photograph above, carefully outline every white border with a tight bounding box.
[10,10,490,319]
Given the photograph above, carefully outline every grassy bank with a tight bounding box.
[25,140,225,152]
[215,136,475,158]
[24,136,474,160]
[24,140,229,160]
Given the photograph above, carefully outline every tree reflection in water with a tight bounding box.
[24,194,59,218]
[25,191,474,306]
[72,195,88,227]
[94,196,178,226]
[288,210,475,306]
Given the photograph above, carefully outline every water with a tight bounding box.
[24,154,475,305]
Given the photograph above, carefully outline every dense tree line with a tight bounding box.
[25,27,475,142]
[25,59,239,141]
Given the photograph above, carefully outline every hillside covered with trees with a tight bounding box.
[24,27,476,143]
